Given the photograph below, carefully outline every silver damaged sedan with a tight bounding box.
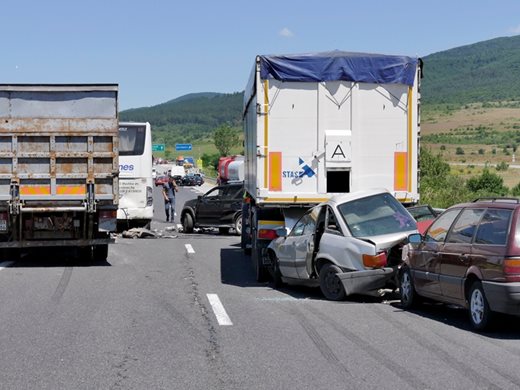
[266,189,418,300]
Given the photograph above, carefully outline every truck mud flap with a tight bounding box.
[337,268,394,296]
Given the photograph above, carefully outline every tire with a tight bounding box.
[270,252,284,288]
[400,267,419,309]
[468,281,492,331]
[93,244,108,262]
[234,213,242,236]
[219,227,230,235]
[319,263,346,301]
[182,213,194,233]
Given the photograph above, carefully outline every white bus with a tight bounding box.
[117,122,154,229]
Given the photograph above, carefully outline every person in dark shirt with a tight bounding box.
[162,175,179,222]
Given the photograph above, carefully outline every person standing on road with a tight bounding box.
[162,175,179,222]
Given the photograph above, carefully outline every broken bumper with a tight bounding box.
[337,267,395,296]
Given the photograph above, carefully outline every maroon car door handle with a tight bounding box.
[459,254,470,262]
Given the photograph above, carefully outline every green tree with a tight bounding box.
[512,182,520,197]
[419,148,471,208]
[201,152,221,170]
[214,125,239,156]
[466,168,508,196]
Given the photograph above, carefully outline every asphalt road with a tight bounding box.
[1,184,520,389]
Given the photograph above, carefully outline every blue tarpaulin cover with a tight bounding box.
[258,51,418,86]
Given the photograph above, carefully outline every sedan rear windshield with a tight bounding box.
[338,193,417,237]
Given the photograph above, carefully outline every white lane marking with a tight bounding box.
[185,244,195,254]
[207,294,233,326]
[0,261,14,269]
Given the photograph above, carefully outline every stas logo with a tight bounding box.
[119,164,134,171]
[282,158,315,178]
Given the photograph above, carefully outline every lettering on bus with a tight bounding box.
[119,164,135,172]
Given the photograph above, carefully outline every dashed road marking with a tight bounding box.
[185,244,195,254]
[207,294,233,326]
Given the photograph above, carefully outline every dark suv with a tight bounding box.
[181,183,243,235]
[400,198,520,330]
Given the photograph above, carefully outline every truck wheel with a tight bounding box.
[183,213,194,233]
[93,244,108,262]
[319,263,346,301]
[234,213,242,236]
[468,281,493,331]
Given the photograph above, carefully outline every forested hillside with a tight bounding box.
[421,35,520,105]
[120,35,520,144]
[120,92,243,145]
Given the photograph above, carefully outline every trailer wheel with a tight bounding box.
[93,244,108,262]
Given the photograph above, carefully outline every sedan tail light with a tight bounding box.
[363,252,387,268]
[504,258,520,282]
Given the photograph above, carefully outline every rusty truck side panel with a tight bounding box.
[0,84,119,249]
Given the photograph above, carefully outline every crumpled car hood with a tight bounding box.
[357,230,416,251]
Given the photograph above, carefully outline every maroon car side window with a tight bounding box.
[425,208,462,242]
[446,208,485,244]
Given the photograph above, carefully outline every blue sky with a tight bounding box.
[2,0,520,110]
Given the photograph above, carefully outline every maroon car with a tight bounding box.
[154,175,168,187]
[400,198,520,330]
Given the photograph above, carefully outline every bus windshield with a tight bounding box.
[119,125,146,156]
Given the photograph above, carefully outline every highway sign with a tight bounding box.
[152,144,165,152]
[175,143,192,151]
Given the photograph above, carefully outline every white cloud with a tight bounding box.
[279,27,294,38]
[509,24,520,34]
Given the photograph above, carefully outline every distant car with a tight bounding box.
[181,183,243,235]
[154,175,168,187]
[267,189,418,300]
[192,173,204,186]
[400,197,520,330]
[180,174,196,186]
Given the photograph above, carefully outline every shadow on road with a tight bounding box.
[1,247,111,268]
[389,300,520,338]
[219,246,395,303]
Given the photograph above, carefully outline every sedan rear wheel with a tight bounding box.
[469,281,492,331]
[319,263,346,301]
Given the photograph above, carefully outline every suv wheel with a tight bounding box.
[182,213,194,233]
[234,213,242,236]
[468,281,492,331]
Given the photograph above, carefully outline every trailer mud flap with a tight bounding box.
[337,268,394,296]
